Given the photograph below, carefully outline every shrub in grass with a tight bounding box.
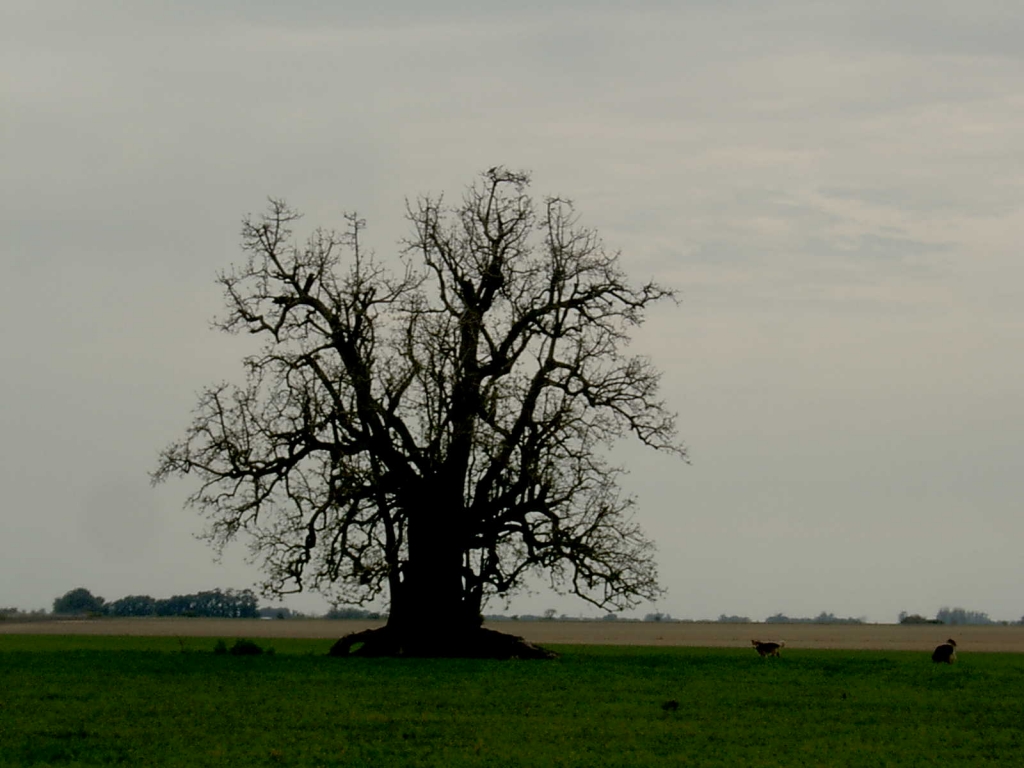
[213,638,270,655]
[229,639,263,656]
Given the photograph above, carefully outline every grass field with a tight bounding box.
[2,634,1022,767]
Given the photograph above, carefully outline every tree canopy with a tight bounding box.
[154,168,684,656]
[53,587,106,615]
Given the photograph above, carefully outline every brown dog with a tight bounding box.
[752,639,784,657]
[931,639,957,664]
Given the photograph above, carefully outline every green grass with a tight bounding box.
[1,636,1022,766]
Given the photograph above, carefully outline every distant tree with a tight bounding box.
[543,608,558,621]
[717,614,751,623]
[898,612,941,625]
[153,167,684,658]
[108,595,157,617]
[935,606,994,626]
[52,588,106,615]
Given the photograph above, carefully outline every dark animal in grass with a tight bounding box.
[661,699,679,712]
[752,639,784,657]
[932,638,957,664]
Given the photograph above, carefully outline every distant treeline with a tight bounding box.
[257,606,385,620]
[711,613,864,625]
[50,587,259,618]
[900,608,1014,626]
[488,612,859,624]
[13,590,1020,625]
[0,607,49,620]
[109,590,259,618]
[765,612,865,625]
[37,588,389,621]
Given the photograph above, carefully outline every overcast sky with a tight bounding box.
[3,1,1022,623]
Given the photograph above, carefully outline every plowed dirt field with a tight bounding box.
[3,617,1023,652]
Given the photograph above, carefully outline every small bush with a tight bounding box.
[213,639,228,655]
[229,639,263,656]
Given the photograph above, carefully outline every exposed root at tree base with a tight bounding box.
[327,626,558,659]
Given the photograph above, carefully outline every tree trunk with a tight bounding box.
[328,497,555,659]
[388,504,478,652]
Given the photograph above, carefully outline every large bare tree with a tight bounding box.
[154,168,685,657]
